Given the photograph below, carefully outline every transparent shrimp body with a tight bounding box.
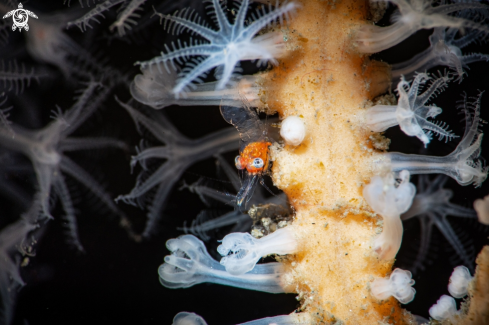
[220,100,271,209]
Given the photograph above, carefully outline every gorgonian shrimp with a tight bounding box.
[220,99,272,209]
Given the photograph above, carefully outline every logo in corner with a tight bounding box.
[2,3,38,32]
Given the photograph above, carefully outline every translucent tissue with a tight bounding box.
[217,227,297,275]
[366,72,456,147]
[363,170,416,260]
[370,268,416,304]
[171,312,308,325]
[429,295,459,321]
[159,235,285,293]
[448,265,473,298]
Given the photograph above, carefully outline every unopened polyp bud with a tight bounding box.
[280,116,305,146]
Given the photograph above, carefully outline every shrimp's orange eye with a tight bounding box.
[250,158,264,169]
[235,156,244,170]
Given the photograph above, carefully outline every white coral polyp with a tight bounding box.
[448,265,473,298]
[280,116,306,146]
[429,295,459,321]
[387,92,488,187]
[365,72,456,147]
[218,227,297,275]
[135,0,297,94]
[371,268,416,304]
[172,312,207,325]
[363,170,416,260]
[474,194,489,225]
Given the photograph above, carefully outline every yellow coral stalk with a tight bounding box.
[261,0,415,323]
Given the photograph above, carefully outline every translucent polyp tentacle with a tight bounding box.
[365,105,398,132]
[370,268,416,304]
[217,227,298,275]
[130,63,262,109]
[365,73,456,147]
[386,92,488,187]
[171,312,311,325]
[448,265,473,298]
[236,173,259,209]
[158,235,287,293]
[355,0,489,54]
[363,171,416,260]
